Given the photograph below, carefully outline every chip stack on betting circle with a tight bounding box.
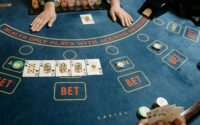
[137,106,150,119]
[151,42,162,51]
[12,60,24,70]
[152,97,168,109]
[116,61,125,69]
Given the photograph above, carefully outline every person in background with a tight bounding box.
[30,0,133,32]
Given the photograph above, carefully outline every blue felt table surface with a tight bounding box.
[0,0,200,125]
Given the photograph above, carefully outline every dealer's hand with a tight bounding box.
[110,5,133,27]
[31,2,57,32]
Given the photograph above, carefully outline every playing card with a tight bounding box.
[80,14,95,25]
[147,105,175,124]
[147,105,184,124]
[39,60,56,77]
[71,60,87,76]
[85,59,103,75]
[163,106,184,122]
[22,60,41,77]
[55,60,71,77]
[147,107,163,124]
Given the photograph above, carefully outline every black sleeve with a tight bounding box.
[44,0,55,3]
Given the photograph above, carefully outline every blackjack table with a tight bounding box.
[0,0,200,125]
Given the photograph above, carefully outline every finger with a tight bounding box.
[118,14,125,27]
[36,20,47,31]
[137,119,148,125]
[172,116,186,125]
[31,18,44,32]
[128,15,133,27]
[110,10,117,22]
[124,15,130,27]
[31,22,40,32]
[31,17,42,30]
[124,14,132,27]
[31,17,40,26]
[48,16,56,27]
[129,15,134,22]
[125,14,133,27]
[31,19,41,32]
[155,120,165,125]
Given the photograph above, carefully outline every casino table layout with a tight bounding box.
[0,0,200,125]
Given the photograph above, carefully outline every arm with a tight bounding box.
[109,0,133,27]
[31,0,57,32]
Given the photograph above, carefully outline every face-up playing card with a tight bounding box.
[55,60,71,77]
[71,60,87,76]
[85,59,103,75]
[23,60,41,77]
[80,14,95,25]
[147,105,184,125]
[39,60,56,77]
[147,107,164,124]
[163,106,184,122]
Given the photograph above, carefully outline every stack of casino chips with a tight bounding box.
[38,0,102,7]
[137,97,169,119]
[151,42,162,51]
[137,106,151,119]
[152,97,169,109]
[12,61,24,70]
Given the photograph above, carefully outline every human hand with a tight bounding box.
[109,5,133,27]
[137,116,186,125]
[31,2,57,32]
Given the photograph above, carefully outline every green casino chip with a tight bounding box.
[12,61,24,70]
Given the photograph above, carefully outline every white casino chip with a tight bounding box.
[138,106,150,118]
[116,62,125,68]
[156,97,168,107]
[152,42,162,50]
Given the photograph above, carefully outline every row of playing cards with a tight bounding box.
[22,59,103,77]
[147,105,184,124]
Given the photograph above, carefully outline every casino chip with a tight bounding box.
[116,61,125,68]
[151,42,162,51]
[88,0,96,6]
[197,61,200,70]
[96,0,102,5]
[12,61,24,70]
[152,97,168,109]
[55,0,60,7]
[137,106,150,119]
[143,8,152,17]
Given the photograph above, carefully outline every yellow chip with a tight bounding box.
[142,8,152,17]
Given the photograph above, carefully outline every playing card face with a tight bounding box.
[39,60,56,77]
[55,60,71,77]
[71,60,87,76]
[23,60,41,77]
[147,105,184,124]
[163,106,184,122]
[147,107,163,124]
[80,14,95,25]
[85,59,103,75]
